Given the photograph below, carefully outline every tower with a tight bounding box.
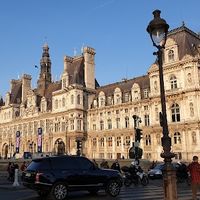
[37,44,52,96]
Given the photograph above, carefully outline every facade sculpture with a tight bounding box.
[0,25,200,161]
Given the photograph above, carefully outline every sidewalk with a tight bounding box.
[0,171,25,190]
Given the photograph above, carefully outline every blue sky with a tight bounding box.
[0,0,200,97]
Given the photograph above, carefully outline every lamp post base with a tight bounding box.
[162,163,178,200]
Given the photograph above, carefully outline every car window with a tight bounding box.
[154,164,164,170]
[74,157,94,170]
[27,159,50,170]
[51,157,78,170]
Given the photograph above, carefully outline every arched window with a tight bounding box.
[190,102,194,117]
[71,95,74,104]
[171,103,180,122]
[168,50,174,62]
[192,132,197,144]
[125,117,129,128]
[170,75,177,90]
[174,132,181,144]
[100,120,104,130]
[145,135,151,146]
[77,94,81,105]
[62,97,65,107]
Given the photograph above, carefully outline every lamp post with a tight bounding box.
[147,10,177,200]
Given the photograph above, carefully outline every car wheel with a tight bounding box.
[51,182,68,200]
[106,180,121,197]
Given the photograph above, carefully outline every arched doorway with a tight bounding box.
[2,143,8,159]
[54,138,65,155]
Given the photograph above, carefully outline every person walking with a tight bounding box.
[187,155,200,200]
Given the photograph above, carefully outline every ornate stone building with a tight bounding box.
[1,24,200,161]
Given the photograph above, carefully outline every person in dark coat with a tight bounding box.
[111,159,121,173]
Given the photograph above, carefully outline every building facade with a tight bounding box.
[1,25,200,161]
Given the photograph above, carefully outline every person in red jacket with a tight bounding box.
[188,156,200,200]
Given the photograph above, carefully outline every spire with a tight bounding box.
[37,43,52,96]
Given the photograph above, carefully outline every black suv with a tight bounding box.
[22,156,123,200]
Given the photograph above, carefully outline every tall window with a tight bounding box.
[156,134,161,145]
[108,137,112,147]
[125,117,129,128]
[145,135,151,146]
[155,107,159,121]
[125,136,130,146]
[116,137,121,147]
[116,118,120,129]
[100,98,104,106]
[77,119,81,131]
[168,49,174,62]
[77,94,81,105]
[171,103,180,122]
[124,93,129,102]
[70,120,74,130]
[100,120,104,130]
[62,97,65,107]
[116,94,121,104]
[143,89,149,98]
[55,99,58,109]
[170,75,178,90]
[92,138,97,147]
[144,115,150,126]
[190,102,194,117]
[192,132,197,144]
[174,132,181,144]
[100,138,104,147]
[107,96,112,105]
[107,119,112,129]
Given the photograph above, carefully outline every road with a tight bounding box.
[0,179,197,200]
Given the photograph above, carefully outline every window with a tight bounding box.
[175,152,182,160]
[155,107,159,121]
[116,137,121,147]
[125,117,129,128]
[71,95,74,104]
[100,120,104,130]
[170,75,177,90]
[108,137,112,147]
[107,96,112,105]
[156,134,161,145]
[70,120,74,130]
[92,124,96,130]
[107,119,112,129]
[144,105,148,111]
[134,91,139,100]
[100,138,104,147]
[190,102,194,117]
[116,118,120,129]
[92,138,97,147]
[125,108,128,113]
[125,136,130,146]
[174,132,181,144]
[62,97,65,107]
[171,103,180,122]
[100,98,104,106]
[77,94,81,105]
[144,115,150,126]
[168,50,174,62]
[143,89,148,98]
[77,119,81,131]
[116,110,119,114]
[116,94,121,104]
[124,93,129,102]
[145,135,151,146]
[134,107,138,112]
[192,132,197,144]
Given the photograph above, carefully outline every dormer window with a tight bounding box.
[124,93,129,102]
[143,89,149,98]
[168,49,174,62]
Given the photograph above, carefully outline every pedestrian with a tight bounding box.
[100,159,109,169]
[187,155,200,200]
[111,159,121,173]
[20,161,27,172]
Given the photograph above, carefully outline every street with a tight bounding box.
[0,179,197,200]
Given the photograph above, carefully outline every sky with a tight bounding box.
[0,0,200,97]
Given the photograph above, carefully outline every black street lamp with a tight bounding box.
[147,10,177,200]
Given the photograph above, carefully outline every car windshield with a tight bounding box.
[154,164,164,170]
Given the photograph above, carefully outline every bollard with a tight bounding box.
[13,168,20,187]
